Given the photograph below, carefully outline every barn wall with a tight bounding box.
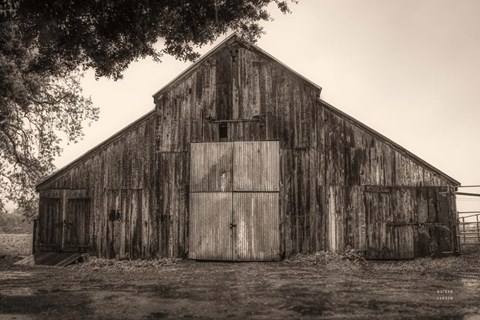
[319,102,457,257]
[154,42,457,259]
[37,113,157,259]
[36,38,458,260]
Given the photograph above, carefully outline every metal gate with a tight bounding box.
[189,141,280,261]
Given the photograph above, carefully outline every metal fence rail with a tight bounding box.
[458,212,480,248]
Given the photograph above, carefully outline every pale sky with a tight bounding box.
[57,0,480,211]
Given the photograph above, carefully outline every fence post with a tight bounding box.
[32,218,37,254]
[477,214,480,243]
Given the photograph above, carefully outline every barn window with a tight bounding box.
[219,122,228,140]
[108,209,121,221]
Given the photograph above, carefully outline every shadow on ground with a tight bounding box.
[0,255,479,319]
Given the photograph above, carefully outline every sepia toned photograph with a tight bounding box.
[1,1,479,319]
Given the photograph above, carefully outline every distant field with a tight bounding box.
[0,234,32,256]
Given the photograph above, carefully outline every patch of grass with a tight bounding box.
[70,256,177,272]
[0,234,32,256]
[370,252,480,274]
[285,248,480,275]
[284,247,367,271]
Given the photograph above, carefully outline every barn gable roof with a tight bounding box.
[36,34,460,189]
[36,111,156,190]
[152,33,322,101]
[319,99,460,186]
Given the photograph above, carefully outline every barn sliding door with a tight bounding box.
[189,141,280,261]
[189,143,234,260]
[364,188,415,259]
[233,142,280,261]
[189,193,233,260]
[64,199,91,252]
[38,197,62,251]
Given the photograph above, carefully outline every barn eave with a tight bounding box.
[319,98,460,186]
[35,109,156,191]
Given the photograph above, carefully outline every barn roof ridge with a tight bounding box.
[152,33,322,100]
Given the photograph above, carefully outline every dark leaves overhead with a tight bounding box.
[0,0,295,217]
[17,0,295,79]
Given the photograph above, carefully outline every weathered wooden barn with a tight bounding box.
[35,34,460,261]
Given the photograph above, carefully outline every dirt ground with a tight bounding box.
[0,254,479,320]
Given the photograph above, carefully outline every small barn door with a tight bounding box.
[189,141,280,261]
[38,197,62,251]
[364,188,414,259]
[64,199,91,252]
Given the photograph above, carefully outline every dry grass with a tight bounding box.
[370,252,480,274]
[284,247,367,271]
[0,234,32,256]
[69,256,178,272]
[284,247,480,275]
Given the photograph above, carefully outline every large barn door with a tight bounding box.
[233,141,280,261]
[189,142,234,260]
[189,193,233,260]
[38,197,62,251]
[64,199,91,252]
[189,141,280,261]
[364,187,414,259]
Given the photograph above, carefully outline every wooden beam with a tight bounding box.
[456,192,480,197]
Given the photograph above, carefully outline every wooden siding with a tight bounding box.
[156,152,189,258]
[38,197,62,251]
[233,141,279,192]
[36,37,458,260]
[234,193,280,261]
[326,186,456,258]
[64,199,90,252]
[38,114,157,259]
[190,142,233,192]
[189,141,280,261]
[189,192,233,260]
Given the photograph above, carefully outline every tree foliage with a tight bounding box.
[0,21,98,217]
[0,0,295,217]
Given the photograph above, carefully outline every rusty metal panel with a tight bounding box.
[190,142,233,192]
[189,192,233,260]
[233,141,279,191]
[233,193,280,261]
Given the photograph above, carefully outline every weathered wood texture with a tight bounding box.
[326,186,456,259]
[233,141,279,191]
[189,141,280,261]
[189,192,233,260]
[38,114,157,259]
[36,37,458,260]
[234,192,280,261]
[38,197,62,251]
[64,199,90,252]
[190,142,232,192]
